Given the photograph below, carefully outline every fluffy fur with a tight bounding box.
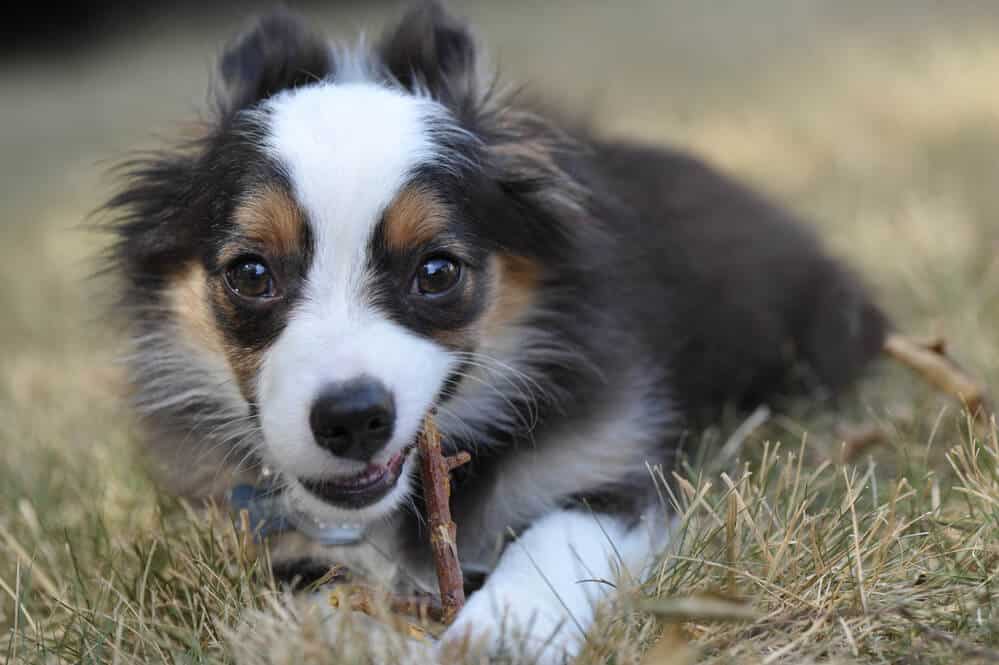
[105,3,887,662]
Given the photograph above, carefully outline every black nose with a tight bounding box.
[309,378,396,462]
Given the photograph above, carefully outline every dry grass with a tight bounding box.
[2,1,999,663]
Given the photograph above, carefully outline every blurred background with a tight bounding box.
[3,0,999,567]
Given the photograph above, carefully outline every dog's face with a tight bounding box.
[113,4,583,524]
[230,84,484,523]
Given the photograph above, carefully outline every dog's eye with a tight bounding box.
[413,256,461,296]
[225,257,276,299]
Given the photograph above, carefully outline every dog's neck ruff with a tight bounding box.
[229,472,367,546]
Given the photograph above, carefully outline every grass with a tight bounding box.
[2,1,999,663]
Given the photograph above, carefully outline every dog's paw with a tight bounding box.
[438,586,580,665]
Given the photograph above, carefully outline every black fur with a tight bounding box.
[589,140,888,419]
[219,8,334,114]
[379,1,480,107]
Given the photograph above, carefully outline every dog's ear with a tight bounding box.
[378,1,480,105]
[220,9,333,112]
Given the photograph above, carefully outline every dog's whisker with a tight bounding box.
[444,370,538,436]
[448,354,548,418]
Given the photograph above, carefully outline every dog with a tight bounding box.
[105,2,887,662]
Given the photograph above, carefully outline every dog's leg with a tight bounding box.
[440,508,667,665]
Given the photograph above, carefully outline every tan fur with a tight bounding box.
[227,346,264,402]
[168,264,227,356]
[433,254,540,349]
[166,263,262,401]
[481,254,540,337]
[382,187,448,253]
[228,187,306,260]
[210,289,263,401]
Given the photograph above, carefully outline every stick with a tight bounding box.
[883,334,992,420]
[638,596,760,623]
[326,416,470,628]
[417,416,470,625]
[330,585,447,624]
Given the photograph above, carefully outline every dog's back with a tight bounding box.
[591,140,887,421]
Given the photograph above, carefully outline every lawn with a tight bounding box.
[2,2,999,663]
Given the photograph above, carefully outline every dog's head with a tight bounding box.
[109,3,589,524]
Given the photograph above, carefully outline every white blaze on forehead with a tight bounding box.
[263,82,443,310]
[255,82,457,521]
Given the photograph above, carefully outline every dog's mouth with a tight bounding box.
[298,445,415,509]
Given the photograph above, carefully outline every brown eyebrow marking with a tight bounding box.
[382,186,449,253]
[228,186,307,260]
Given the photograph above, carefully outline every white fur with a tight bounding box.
[442,508,668,665]
[255,82,457,523]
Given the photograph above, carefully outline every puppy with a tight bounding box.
[106,3,886,662]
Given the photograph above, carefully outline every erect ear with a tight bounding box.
[219,9,333,112]
[378,1,480,105]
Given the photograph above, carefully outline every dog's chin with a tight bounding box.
[284,449,417,526]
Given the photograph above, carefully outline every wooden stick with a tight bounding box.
[331,585,447,624]
[327,416,469,628]
[883,333,992,420]
[417,416,469,625]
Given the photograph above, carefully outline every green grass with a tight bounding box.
[2,2,999,663]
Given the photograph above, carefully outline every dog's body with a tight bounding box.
[107,3,886,662]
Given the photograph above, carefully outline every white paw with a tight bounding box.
[438,586,583,665]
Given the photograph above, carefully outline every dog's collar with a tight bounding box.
[228,481,367,546]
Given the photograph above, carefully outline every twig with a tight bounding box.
[417,415,469,624]
[638,596,760,623]
[883,333,992,421]
[714,405,771,470]
[330,585,447,624]
[325,416,468,628]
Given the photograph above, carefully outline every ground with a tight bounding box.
[2,1,999,663]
